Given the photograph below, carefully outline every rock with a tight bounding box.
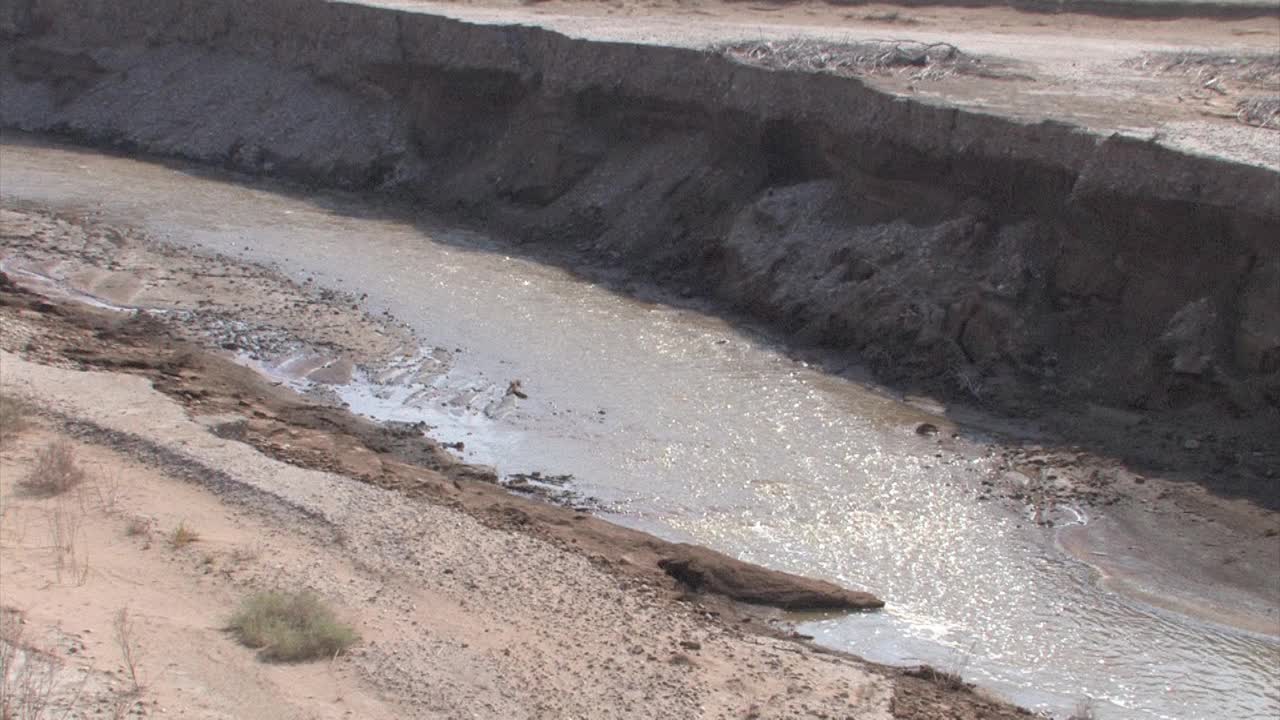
[307,357,354,385]
[1001,470,1031,487]
[953,295,1015,365]
[1235,261,1280,374]
[1085,403,1144,427]
[657,544,883,611]
[914,422,939,436]
[1158,297,1218,376]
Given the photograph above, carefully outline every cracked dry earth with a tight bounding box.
[0,210,1025,718]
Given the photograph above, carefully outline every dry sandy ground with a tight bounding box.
[379,0,1280,168]
[0,213,1025,718]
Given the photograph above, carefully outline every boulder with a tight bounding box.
[658,543,884,611]
[1236,261,1280,374]
[1158,297,1218,376]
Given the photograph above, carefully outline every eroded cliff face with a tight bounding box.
[2,0,1277,437]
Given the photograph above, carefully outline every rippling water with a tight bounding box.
[2,137,1276,719]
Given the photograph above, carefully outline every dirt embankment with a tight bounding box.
[1,0,1277,505]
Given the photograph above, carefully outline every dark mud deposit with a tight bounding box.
[2,0,1278,505]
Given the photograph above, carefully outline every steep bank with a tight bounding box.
[2,0,1277,502]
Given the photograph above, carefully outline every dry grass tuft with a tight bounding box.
[230,543,262,564]
[1237,96,1280,129]
[1069,698,1098,719]
[907,664,968,690]
[90,471,125,514]
[168,521,200,549]
[227,591,358,662]
[45,500,90,585]
[113,609,145,696]
[716,37,997,81]
[1133,50,1280,86]
[905,640,976,691]
[0,607,81,718]
[20,441,87,497]
[124,516,151,538]
[0,394,33,445]
[861,10,920,25]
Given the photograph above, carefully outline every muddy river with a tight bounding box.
[2,137,1276,720]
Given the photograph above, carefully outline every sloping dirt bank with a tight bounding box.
[1,0,1277,506]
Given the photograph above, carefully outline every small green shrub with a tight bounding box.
[228,591,357,662]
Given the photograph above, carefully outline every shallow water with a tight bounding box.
[2,137,1276,720]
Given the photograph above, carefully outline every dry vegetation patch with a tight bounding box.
[227,591,357,662]
[905,664,968,691]
[1069,698,1099,720]
[123,516,151,538]
[716,37,1002,81]
[0,394,33,446]
[19,441,87,497]
[1135,50,1280,86]
[858,10,921,25]
[1236,96,1280,129]
[0,608,82,720]
[1129,50,1280,129]
[168,521,199,549]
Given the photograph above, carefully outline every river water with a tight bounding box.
[2,137,1276,720]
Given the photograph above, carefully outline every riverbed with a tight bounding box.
[2,136,1276,720]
